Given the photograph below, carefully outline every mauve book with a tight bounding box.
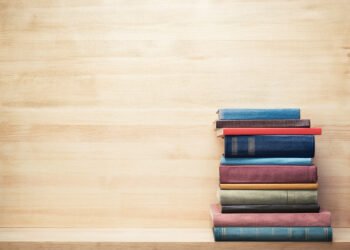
[220,165,317,183]
[210,204,331,227]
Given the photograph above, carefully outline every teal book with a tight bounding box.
[220,156,313,165]
[217,108,300,120]
[213,227,332,241]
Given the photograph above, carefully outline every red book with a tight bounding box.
[216,127,322,137]
[220,165,318,184]
[210,204,331,227]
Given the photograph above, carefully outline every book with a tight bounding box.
[220,156,313,165]
[217,127,321,137]
[219,190,318,205]
[213,227,332,241]
[224,135,314,158]
[217,108,300,120]
[215,119,311,128]
[219,183,318,190]
[210,204,331,227]
[220,165,318,183]
[221,204,320,213]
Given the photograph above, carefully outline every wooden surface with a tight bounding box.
[1,242,350,250]
[0,229,350,250]
[0,0,350,229]
[0,228,350,242]
[0,228,350,250]
[0,228,214,242]
[4,243,350,250]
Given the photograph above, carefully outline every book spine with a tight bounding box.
[221,204,320,213]
[211,205,331,227]
[215,119,311,128]
[218,108,300,120]
[224,135,315,158]
[221,128,321,136]
[219,183,318,190]
[219,190,318,205]
[219,165,318,183]
[213,227,332,241]
[220,157,313,165]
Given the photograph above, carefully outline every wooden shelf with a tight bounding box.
[0,228,349,250]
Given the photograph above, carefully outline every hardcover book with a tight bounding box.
[219,183,318,190]
[219,190,318,205]
[213,227,332,241]
[215,119,311,128]
[221,204,320,213]
[217,108,300,120]
[219,165,318,183]
[220,156,313,165]
[217,128,321,137]
[210,204,331,227]
[224,135,315,158]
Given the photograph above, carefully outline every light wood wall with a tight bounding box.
[0,0,349,228]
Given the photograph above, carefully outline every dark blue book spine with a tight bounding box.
[224,135,315,158]
[213,227,332,241]
[218,108,300,120]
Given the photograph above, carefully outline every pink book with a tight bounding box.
[210,204,331,227]
[220,165,317,183]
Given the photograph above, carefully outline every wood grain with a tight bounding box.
[0,0,350,228]
[0,228,349,250]
[0,227,347,242]
[1,242,350,250]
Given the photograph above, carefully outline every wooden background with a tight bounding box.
[0,0,349,228]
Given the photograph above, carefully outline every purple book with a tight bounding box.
[220,165,317,184]
[210,204,331,227]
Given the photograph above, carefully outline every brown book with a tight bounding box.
[215,119,310,129]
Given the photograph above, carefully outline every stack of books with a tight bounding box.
[210,108,332,242]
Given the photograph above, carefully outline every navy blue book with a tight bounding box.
[217,108,300,120]
[213,227,332,241]
[224,135,314,158]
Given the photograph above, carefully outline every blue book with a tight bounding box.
[217,108,300,120]
[224,135,314,158]
[213,227,332,241]
[220,156,313,165]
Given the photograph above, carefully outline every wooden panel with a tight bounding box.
[1,242,350,250]
[0,227,348,242]
[0,0,349,228]
[0,228,349,250]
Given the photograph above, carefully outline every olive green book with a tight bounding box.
[219,190,317,205]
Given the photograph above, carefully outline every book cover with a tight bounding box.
[217,108,300,120]
[210,204,331,227]
[224,135,315,158]
[219,190,318,205]
[220,156,313,165]
[215,119,311,128]
[220,165,318,183]
[219,183,318,190]
[221,204,320,213]
[217,127,321,137]
[213,227,332,241]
